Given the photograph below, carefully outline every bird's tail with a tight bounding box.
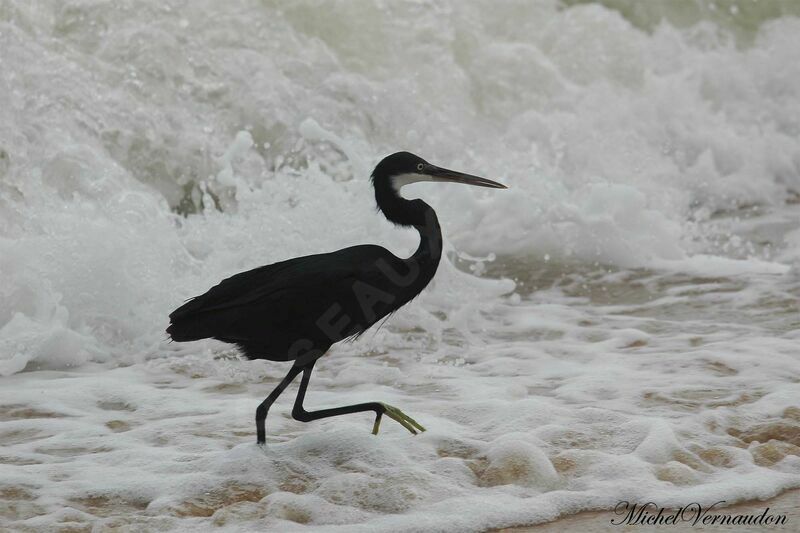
[165,319,213,342]
[166,297,221,342]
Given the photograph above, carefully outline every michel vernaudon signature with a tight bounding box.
[611,501,788,527]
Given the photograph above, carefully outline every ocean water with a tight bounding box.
[1,0,799,531]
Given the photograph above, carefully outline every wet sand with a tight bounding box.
[498,489,799,532]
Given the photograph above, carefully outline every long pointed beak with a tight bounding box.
[425,165,507,189]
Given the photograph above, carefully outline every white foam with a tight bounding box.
[2,0,800,530]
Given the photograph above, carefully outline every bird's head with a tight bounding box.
[371,151,507,194]
[370,151,507,229]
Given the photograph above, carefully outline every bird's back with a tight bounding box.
[167,244,413,361]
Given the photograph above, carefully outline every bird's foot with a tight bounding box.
[372,403,426,435]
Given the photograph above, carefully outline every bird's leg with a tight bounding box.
[291,362,426,435]
[256,364,303,445]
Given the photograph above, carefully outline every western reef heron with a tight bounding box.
[167,151,507,444]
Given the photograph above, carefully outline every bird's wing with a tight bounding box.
[168,245,392,322]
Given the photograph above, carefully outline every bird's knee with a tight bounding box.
[255,404,268,421]
[292,406,311,422]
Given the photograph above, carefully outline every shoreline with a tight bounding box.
[496,489,799,532]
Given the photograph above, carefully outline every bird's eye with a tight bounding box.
[416,163,424,171]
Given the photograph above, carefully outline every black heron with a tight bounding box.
[167,151,507,443]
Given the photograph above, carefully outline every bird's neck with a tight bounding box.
[411,202,442,261]
[374,178,443,287]
[402,201,443,297]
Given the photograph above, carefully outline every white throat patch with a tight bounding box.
[390,173,435,193]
